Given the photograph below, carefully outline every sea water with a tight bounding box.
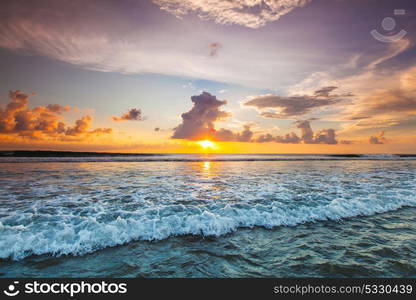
[0,154,415,277]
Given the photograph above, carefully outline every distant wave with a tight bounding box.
[0,153,415,163]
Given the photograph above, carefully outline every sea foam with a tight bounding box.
[0,159,415,260]
[1,195,415,260]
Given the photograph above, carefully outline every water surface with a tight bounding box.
[0,155,415,277]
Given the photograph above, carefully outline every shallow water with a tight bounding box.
[0,157,415,277]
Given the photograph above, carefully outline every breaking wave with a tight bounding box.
[1,194,415,260]
[1,158,415,260]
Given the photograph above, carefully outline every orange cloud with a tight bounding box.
[0,90,112,141]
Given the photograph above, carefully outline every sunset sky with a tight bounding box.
[0,0,415,153]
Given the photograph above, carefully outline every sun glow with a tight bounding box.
[197,140,216,149]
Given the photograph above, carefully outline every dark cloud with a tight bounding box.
[172,92,254,142]
[173,92,339,145]
[208,42,222,57]
[256,120,337,144]
[237,125,254,142]
[369,131,387,144]
[296,120,314,143]
[214,128,235,141]
[0,90,112,140]
[275,132,301,144]
[215,125,254,142]
[244,86,353,118]
[112,108,143,121]
[314,86,339,97]
[172,92,230,140]
[313,128,337,144]
[296,120,337,144]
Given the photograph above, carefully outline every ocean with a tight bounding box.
[0,154,415,277]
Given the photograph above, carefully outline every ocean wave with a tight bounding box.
[1,195,415,260]
[0,153,415,163]
[1,158,415,261]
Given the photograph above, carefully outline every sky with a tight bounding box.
[0,0,415,153]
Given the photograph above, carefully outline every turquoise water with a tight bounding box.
[0,155,415,277]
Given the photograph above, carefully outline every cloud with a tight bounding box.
[296,120,337,144]
[173,92,339,144]
[0,90,112,141]
[287,39,415,133]
[256,133,275,143]
[312,129,337,145]
[89,127,113,135]
[172,92,230,140]
[153,0,311,28]
[256,120,337,144]
[337,65,416,138]
[313,86,339,97]
[171,91,253,142]
[369,131,387,144]
[46,104,71,113]
[215,125,254,142]
[0,0,362,89]
[65,116,92,136]
[296,120,314,143]
[326,64,416,138]
[275,132,301,144]
[112,108,144,122]
[208,42,221,57]
[349,88,416,121]
[244,86,352,118]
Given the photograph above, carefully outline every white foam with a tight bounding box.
[1,195,415,260]
[1,159,415,260]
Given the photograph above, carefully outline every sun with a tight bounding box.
[197,140,216,150]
